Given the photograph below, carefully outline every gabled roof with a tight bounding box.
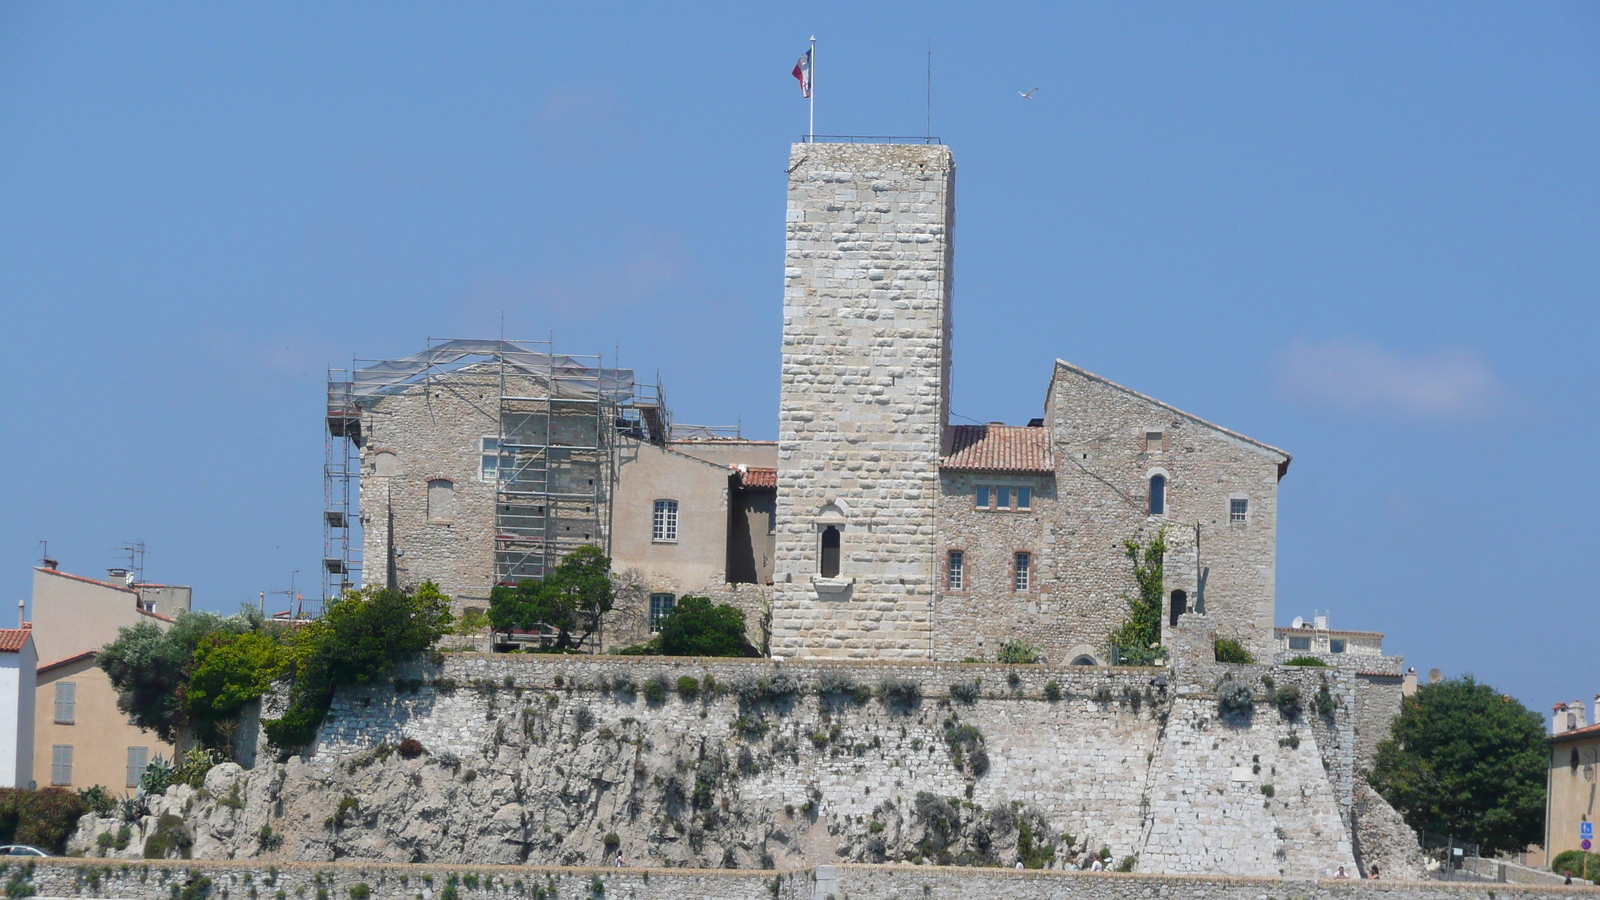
[940,425,1054,474]
[1550,721,1600,744]
[1049,360,1292,479]
[39,650,96,674]
[35,566,138,596]
[736,467,777,489]
[0,629,32,653]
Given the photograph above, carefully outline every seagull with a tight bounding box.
[1018,88,1038,99]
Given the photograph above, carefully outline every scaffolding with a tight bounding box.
[323,339,666,604]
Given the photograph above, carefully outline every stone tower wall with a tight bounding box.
[771,143,956,659]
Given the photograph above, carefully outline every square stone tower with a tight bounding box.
[770,142,955,659]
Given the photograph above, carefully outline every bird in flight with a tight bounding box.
[1018,88,1039,99]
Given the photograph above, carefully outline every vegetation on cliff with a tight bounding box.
[1106,527,1168,665]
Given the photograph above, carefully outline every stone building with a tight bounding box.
[769,141,1291,663]
[1545,695,1600,867]
[335,343,775,647]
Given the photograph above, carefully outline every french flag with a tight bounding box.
[792,49,812,99]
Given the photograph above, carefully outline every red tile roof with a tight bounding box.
[39,650,96,674]
[940,425,1054,474]
[0,629,33,653]
[1550,721,1600,744]
[35,566,137,595]
[738,467,777,489]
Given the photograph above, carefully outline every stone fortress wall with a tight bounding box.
[771,142,956,660]
[74,654,1421,882]
[17,859,1598,900]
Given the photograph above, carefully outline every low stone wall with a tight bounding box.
[15,859,1599,900]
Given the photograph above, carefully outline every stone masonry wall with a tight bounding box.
[772,142,956,660]
[23,859,1595,900]
[1044,361,1289,662]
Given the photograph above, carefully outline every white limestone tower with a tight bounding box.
[770,142,955,659]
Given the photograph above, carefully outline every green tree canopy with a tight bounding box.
[488,545,615,650]
[99,611,247,743]
[659,596,754,658]
[1369,675,1547,855]
[184,628,289,745]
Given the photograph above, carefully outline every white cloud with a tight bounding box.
[1275,338,1503,417]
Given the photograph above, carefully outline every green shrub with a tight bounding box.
[948,679,981,704]
[174,747,221,789]
[323,796,359,830]
[995,640,1039,664]
[877,677,921,708]
[815,672,871,705]
[1216,680,1253,717]
[1043,680,1062,702]
[347,885,371,900]
[1551,850,1600,879]
[1283,656,1327,667]
[675,676,700,700]
[1261,784,1275,797]
[641,675,670,704]
[1213,639,1254,664]
[141,756,175,796]
[943,722,989,776]
[1117,855,1136,872]
[1315,683,1336,718]
[488,546,613,651]
[658,596,754,658]
[1106,528,1167,666]
[143,814,193,859]
[0,787,91,853]
[1271,684,1302,719]
[77,785,116,816]
[735,674,801,705]
[613,638,662,656]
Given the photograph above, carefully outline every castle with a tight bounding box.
[339,141,1290,666]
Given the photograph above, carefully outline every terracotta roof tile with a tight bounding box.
[1550,721,1600,744]
[738,467,777,489]
[940,425,1053,474]
[0,629,32,653]
[39,650,96,674]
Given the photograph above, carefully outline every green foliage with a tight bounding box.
[1213,639,1254,664]
[173,748,222,789]
[77,785,116,816]
[641,675,669,704]
[943,719,989,775]
[815,672,871,705]
[185,630,289,745]
[1369,676,1547,855]
[0,787,90,853]
[5,873,33,900]
[1271,684,1303,719]
[347,885,371,900]
[452,609,490,635]
[1116,855,1136,872]
[263,581,452,748]
[142,756,174,796]
[1042,680,1062,702]
[488,546,615,651]
[659,596,753,658]
[1551,850,1600,880]
[1260,784,1275,797]
[675,676,700,700]
[1315,682,1336,718]
[178,876,212,900]
[1283,656,1328,667]
[99,612,247,743]
[948,679,981,704]
[995,640,1040,664]
[613,637,662,656]
[1106,527,1168,665]
[1216,680,1253,717]
[877,677,921,708]
[143,814,193,859]
[324,796,359,830]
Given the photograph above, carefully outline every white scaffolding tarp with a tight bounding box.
[342,339,635,404]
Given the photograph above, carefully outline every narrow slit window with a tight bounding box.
[653,499,679,542]
[820,526,841,578]
[1148,474,1166,516]
[946,550,964,591]
[1169,590,1187,627]
[1013,552,1031,592]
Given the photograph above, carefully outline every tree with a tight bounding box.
[1369,676,1547,855]
[184,628,289,746]
[263,581,452,748]
[488,545,615,650]
[658,596,754,657]
[1106,527,1168,665]
[99,611,245,743]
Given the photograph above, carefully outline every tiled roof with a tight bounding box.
[1550,721,1600,744]
[940,425,1054,474]
[738,467,777,489]
[138,607,175,623]
[0,628,33,653]
[36,566,137,595]
[39,650,96,674]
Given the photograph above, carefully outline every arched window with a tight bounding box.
[427,479,454,523]
[1148,473,1166,516]
[1071,655,1097,667]
[1169,589,1187,627]
[820,526,841,578]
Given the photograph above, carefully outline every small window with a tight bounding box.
[820,526,841,578]
[1169,589,1187,627]
[649,594,675,633]
[974,486,990,509]
[50,745,72,786]
[1230,498,1248,523]
[126,746,149,788]
[1145,430,1164,452]
[1013,552,1031,592]
[653,499,679,542]
[427,479,454,523]
[480,437,500,482]
[1330,639,1346,654]
[1288,636,1311,651]
[946,551,964,591]
[1148,474,1166,516]
[54,682,76,724]
[1016,487,1032,510]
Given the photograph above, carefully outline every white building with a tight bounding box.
[0,626,38,788]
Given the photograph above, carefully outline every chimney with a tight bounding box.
[42,558,57,570]
[16,599,23,629]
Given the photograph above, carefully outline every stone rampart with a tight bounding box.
[16,859,1599,900]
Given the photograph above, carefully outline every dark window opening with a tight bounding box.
[1149,474,1166,516]
[820,526,841,578]
[1169,589,1187,627]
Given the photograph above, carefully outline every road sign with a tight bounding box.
[1582,821,1594,840]
[1583,839,1592,851]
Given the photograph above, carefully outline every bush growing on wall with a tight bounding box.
[1216,679,1254,718]
[659,596,755,658]
[995,640,1040,664]
[1106,528,1169,666]
[0,788,89,853]
[1213,639,1254,664]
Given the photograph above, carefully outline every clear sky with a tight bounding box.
[2,3,1595,711]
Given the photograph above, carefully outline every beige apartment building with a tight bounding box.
[1547,697,1600,868]
[29,564,186,790]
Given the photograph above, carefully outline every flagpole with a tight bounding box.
[809,36,816,142]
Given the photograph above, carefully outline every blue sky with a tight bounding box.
[2,3,1595,710]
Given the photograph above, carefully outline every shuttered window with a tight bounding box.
[51,745,73,785]
[127,746,150,788]
[54,681,76,724]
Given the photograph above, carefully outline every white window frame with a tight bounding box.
[479,437,500,483]
[54,681,76,724]
[126,746,149,788]
[649,593,675,633]
[1288,636,1311,651]
[946,550,965,591]
[51,745,72,786]
[652,499,679,543]
[1013,552,1031,592]
[1229,494,1250,525]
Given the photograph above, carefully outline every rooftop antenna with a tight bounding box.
[116,540,146,582]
